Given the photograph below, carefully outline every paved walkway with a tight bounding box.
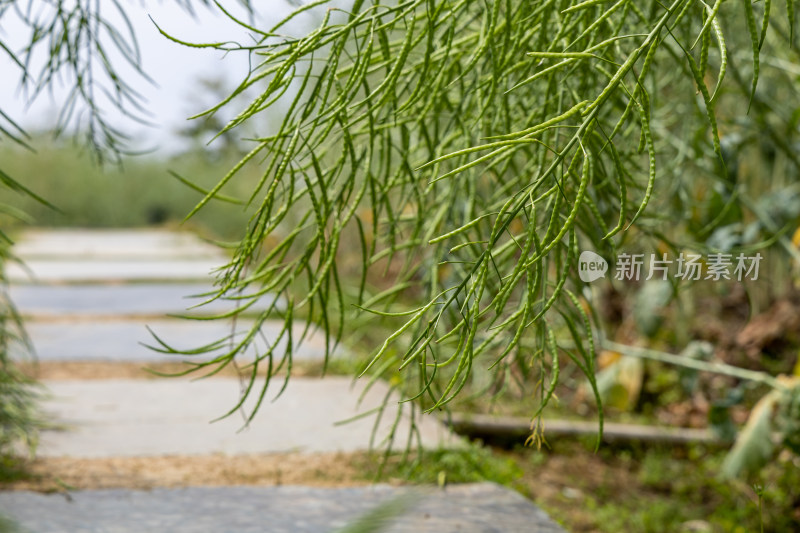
[4,228,565,532]
[39,378,454,456]
[6,229,227,283]
[0,483,565,532]
[9,229,450,453]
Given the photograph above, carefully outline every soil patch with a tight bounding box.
[18,361,333,381]
[1,452,383,493]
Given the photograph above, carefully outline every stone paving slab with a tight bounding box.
[8,229,230,283]
[11,229,226,259]
[6,258,228,283]
[10,284,283,317]
[38,377,457,456]
[17,319,331,362]
[0,483,566,532]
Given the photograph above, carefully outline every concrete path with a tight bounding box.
[10,229,225,259]
[9,229,324,363]
[4,228,565,532]
[18,319,327,362]
[6,229,225,283]
[0,483,565,532]
[39,377,455,456]
[10,284,284,316]
[9,229,441,455]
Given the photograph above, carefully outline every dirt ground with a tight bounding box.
[17,360,331,381]
[2,452,382,493]
[507,446,649,533]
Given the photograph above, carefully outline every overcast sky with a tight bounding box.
[0,1,315,154]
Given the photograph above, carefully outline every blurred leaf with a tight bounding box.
[598,350,622,370]
[596,355,644,411]
[709,405,737,443]
[721,389,780,479]
[741,221,762,245]
[633,281,673,338]
[0,513,24,533]
[709,386,744,443]
[757,188,800,227]
[776,379,800,456]
[335,493,419,533]
[679,341,714,394]
[706,223,743,252]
